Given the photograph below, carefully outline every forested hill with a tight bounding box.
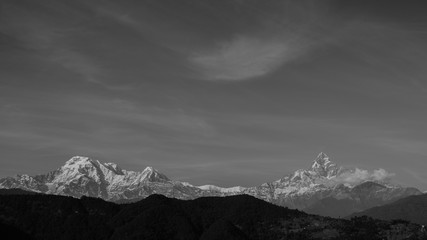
[0,188,38,195]
[351,193,427,226]
[0,190,426,240]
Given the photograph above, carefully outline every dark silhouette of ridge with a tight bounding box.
[0,188,38,195]
[0,193,426,239]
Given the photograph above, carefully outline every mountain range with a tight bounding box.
[0,153,421,217]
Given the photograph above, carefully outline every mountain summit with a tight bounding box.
[140,166,170,182]
[311,152,341,178]
[0,154,421,217]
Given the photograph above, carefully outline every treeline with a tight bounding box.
[0,190,426,239]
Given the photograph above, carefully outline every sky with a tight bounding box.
[1,0,427,190]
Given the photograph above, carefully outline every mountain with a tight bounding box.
[222,153,421,215]
[0,153,421,217]
[0,192,426,240]
[350,193,427,226]
[0,156,206,201]
[303,181,421,217]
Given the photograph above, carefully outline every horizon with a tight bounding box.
[1,0,427,191]
[6,152,425,191]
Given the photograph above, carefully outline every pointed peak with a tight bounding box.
[311,152,339,177]
[143,166,156,172]
[312,152,331,166]
[141,166,170,182]
[315,152,329,161]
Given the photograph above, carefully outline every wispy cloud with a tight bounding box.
[93,1,330,82]
[51,48,102,82]
[0,2,130,91]
[190,36,298,81]
[333,168,395,186]
[0,95,217,173]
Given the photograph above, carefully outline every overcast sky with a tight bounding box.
[1,0,427,190]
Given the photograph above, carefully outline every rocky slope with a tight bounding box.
[0,153,421,216]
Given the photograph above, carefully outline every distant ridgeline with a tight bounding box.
[0,153,422,219]
[0,189,426,240]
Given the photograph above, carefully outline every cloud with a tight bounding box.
[185,1,334,81]
[333,168,395,186]
[190,35,300,81]
[0,2,129,91]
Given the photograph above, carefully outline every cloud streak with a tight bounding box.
[333,168,395,186]
[0,1,130,91]
[190,36,297,81]
[186,0,332,82]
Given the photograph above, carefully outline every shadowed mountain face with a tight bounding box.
[303,181,421,218]
[0,153,421,217]
[0,190,426,240]
[350,194,427,226]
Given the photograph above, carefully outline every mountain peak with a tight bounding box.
[64,156,95,166]
[311,152,339,178]
[312,152,331,167]
[315,152,329,161]
[141,166,170,182]
[143,166,155,172]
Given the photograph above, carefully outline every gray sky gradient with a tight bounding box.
[1,0,427,190]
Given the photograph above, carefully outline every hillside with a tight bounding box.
[351,193,427,226]
[0,190,426,240]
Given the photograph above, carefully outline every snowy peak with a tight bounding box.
[63,156,124,174]
[140,166,170,182]
[64,156,95,166]
[311,152,331,169]
[311,152,339,178]
[60,156,99,175]
[62,157,169,182]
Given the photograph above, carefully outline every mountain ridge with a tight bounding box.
[0,153,421,217]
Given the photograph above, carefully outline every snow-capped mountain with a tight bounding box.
[0,153,421,216]
[0,156,205,201]
[201,153,421,211]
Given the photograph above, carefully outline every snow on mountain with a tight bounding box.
[0,156,204,201]
[197,185,246,193]
[196,152,421,210]
[310,152,342,178]
[0,153,421,216]
[238,153,420,209]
